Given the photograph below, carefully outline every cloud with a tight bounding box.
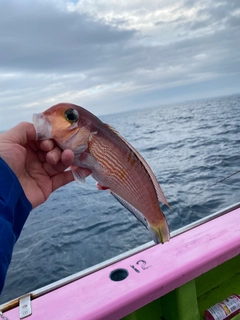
[0,0,239,130]
[0,0,135,73]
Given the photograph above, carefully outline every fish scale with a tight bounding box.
[91,138,163,231]
[90,132,161,221]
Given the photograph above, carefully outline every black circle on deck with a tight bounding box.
[110,268,129,281]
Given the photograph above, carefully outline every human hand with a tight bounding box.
[0,122,90,208]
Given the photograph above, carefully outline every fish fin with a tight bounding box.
[149,222,170,244]
[72,166,89,183]
[96,182,109,190]
[110,191,149,230]
[111,191,168,244]
[111,191,169,244]
[79,152,98,167]
[79,152,107,174]
[72,144,88,156]
[149,227,162,244]
[105,124,171,209]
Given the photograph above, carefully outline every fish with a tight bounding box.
[33,103,170,244]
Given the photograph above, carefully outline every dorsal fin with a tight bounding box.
[105,124,171,208]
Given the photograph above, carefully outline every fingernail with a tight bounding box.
[52,152,58,163]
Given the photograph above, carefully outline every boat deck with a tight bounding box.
[2,204,240,319]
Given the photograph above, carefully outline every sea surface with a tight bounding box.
[0,94,239,303]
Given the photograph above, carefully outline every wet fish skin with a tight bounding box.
[33,103,170,244]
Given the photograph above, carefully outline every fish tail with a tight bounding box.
[149,219,170,244]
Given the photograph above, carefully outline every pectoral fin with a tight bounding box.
[72,166,91,183]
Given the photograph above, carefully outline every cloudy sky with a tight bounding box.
[0,0,239,130]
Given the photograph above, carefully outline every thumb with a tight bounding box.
[7,122,36,145]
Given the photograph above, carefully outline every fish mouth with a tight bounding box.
[32,113,52,140]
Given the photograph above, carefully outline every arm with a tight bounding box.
[0,158,31,293]
[0,122,75,294]
[0,122,90,294]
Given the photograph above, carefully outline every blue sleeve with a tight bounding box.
[0,158,32,294]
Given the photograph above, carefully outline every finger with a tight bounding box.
[39,139,55,152]
[43,159,73,176]
[46,148,74,167]
[43,161,63,176]
[46,147,62,165]
[4,122,36,145]
[61,149,74,167]
[27,140,39,152]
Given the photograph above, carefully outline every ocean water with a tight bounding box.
[0,94,239,303]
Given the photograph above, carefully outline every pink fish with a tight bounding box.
[33,103,170,244]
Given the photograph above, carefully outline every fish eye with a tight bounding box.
[64,108,79,123]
